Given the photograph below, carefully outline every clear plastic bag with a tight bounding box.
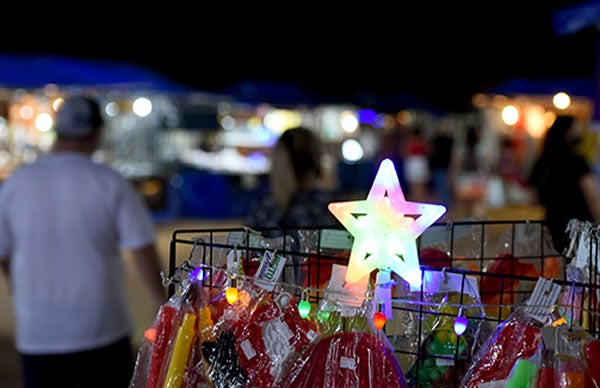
[276,297,409,387]
[461,307,543,388]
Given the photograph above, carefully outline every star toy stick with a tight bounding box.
[328,158,446,287]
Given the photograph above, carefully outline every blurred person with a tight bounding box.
[527,114,600,254]
[244,126,338,229]
[375,124,407,191]
[496,135,527,204]
[0,95,166,388]
[450,124,488,218]
[428,119,455,209]
[402,126,430,201]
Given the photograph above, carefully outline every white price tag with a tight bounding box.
[253,251,287,291]
[525,277,562,323]
[320,229,353,250]
[411,271,480,301]
[325,264,369,308]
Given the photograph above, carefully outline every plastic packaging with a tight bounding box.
[461,308,543,388]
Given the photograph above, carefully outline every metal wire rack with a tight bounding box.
[165,219,600,387]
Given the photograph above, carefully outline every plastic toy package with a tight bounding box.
[460,307,544,388]
[559,222,600,333]
[498,318,600,387]
[129,292,182,388]
[129,280,213,388]
[536,318,600,388]
[200,282,320,388]
[483,222,561,320]
[420,219,562,321]
[385,271,494,387]
[276,296,409,388]
[406,294,493,387]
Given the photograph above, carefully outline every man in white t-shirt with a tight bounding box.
[0,95,166,388]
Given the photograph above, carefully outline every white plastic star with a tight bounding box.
[328,158,446,287]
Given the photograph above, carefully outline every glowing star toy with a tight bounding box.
[328,158,446,287]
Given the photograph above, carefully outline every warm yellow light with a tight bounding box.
[544,111,557,128]
[501,105,519,126]
[523,105,546,139]
[52,97,64,112]
[225,277,239,305]
[396,110,414,126]
[471,93,489,109]
[225,286,238,305]
[552,92,571,110]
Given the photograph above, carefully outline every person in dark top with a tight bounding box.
[244,126,338,230]
[527,114,600,254]
[450,124,487,218]
[429,120,455,209]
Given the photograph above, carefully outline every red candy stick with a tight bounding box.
[147,305,177,388]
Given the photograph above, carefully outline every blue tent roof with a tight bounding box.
[553,1,600,36]
[224,80,446,114]
[0,53,191,92]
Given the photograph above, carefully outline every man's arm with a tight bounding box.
[1,258,10,294]
[130,243,167,308]
[0,258,8,277]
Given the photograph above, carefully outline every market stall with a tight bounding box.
[129,157,600,387]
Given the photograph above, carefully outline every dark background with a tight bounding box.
[0,1,597,112]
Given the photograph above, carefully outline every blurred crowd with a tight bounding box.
[358,113,599,226]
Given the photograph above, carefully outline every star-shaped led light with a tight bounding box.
[328,158,446,287]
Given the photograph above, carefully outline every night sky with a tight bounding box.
[0,1,597,112]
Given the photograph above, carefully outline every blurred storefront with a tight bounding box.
[0,54,474,221]
[472,78,596,208]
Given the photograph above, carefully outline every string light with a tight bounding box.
[225,277,239,305]
[298,289,311,319]
[144,327,157,342]
[166,262,599,327]
[453,307,468,336]
[373,301,387,330]
[190,266,204,283]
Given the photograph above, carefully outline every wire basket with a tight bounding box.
[163,219,600,387]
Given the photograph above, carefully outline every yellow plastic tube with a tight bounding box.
[163,312,197,388]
